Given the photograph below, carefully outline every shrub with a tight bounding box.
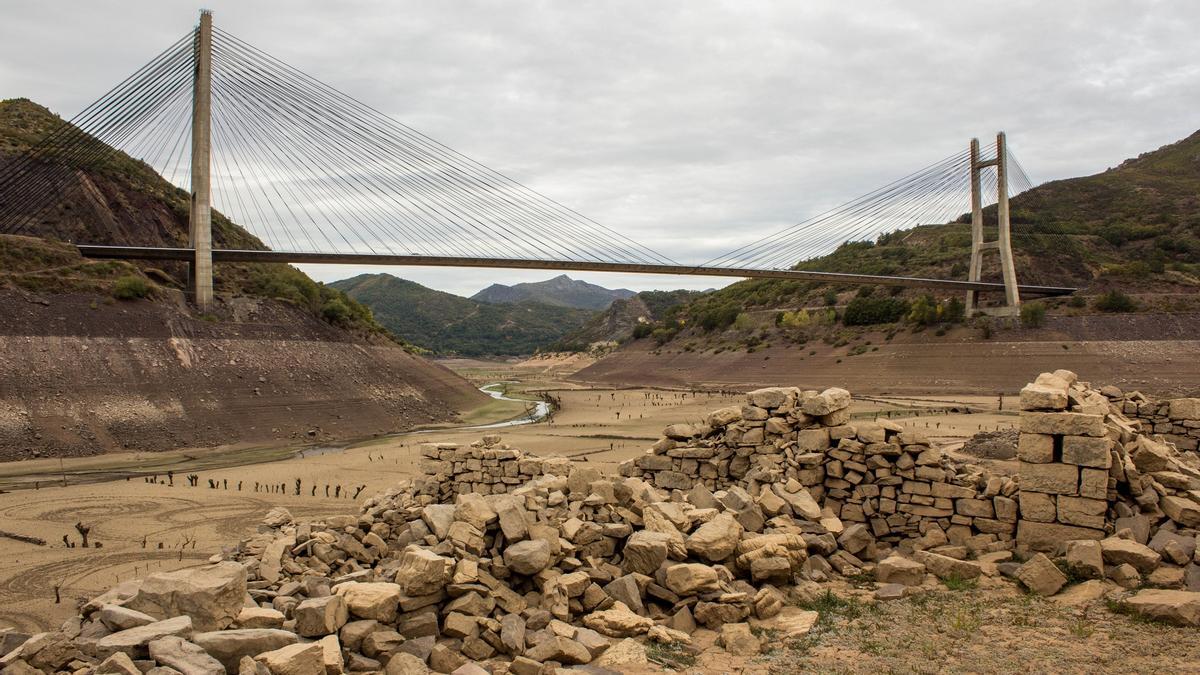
[732,313,755,331]
[1020,301,1047,328]
[823,289,838,306]
[943,297,966,323]
[1094,290,1137,313]
[907,295,939,325]
[843,297,910,326]
[631,323,653,339]
[112,275,151,300]
[1068,295,1086,308]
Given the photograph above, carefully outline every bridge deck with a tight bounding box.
[76,245,1076,296]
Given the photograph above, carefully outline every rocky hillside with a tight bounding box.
[330,273,595,356]
[0,99,488,458]
[472,274,635,310]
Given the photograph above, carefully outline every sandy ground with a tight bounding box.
[0,358,1030,633]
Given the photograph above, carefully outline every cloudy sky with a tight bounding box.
[2,1,1197,296]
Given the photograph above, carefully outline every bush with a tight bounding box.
[823,289,838,306]
[843,297,910,326]
[112,275,151,300]
[1094,290,1137,313]
[907,295,939,325]
[697,303,740,332]
[320,298,353,326]
[1020,301,1047,328]
[631,323,653,339]
[1068,295,1086,308]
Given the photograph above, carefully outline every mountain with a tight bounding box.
[330,273,595,356]
[551,289,706,351]
[0,98,487,459]
[580,129,1200,351]
[471,274,636,310]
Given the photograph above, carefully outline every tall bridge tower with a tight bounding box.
[966,132,1021,315]
[188,10,214,312]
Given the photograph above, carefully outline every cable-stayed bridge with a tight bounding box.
[0,12,1074,313]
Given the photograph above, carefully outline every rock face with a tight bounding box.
[126,563,247,632]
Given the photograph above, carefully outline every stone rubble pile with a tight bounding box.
[1,374,1198,675]
[1110,388,1200,452]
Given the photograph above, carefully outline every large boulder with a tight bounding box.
[293,596,348,638]
[95,616,194,654]
[582,603,653,638]
[125,562,247,632]
[622,531,671,575]
[685,512,742,562]
[664,564,720,596]
[394,547,453,596]
[503,539,553,575]
[191,629,300,671]
[255,642,325,675]
[147,637,224,675]
[334,583,403,622]
[1124,589,1200,626]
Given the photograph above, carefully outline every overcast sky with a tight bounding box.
[2,1,1197,296]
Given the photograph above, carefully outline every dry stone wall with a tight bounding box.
[1113,390,1200,452]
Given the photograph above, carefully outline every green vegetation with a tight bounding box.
[1020,301,1047,327]
[843,296,910,325]
[111,275,151,300]
[331,273,593,355]
[1094,289,1137,312]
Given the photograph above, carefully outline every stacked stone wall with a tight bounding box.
[1114,390,1200,452]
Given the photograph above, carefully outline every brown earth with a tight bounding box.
[571,312,1200,397]
[0,287,487,461]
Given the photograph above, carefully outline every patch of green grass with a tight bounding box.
[112,275,152,300]
[797,589,872,623]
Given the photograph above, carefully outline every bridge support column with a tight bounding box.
[188,10,214,312]
[965,132,1020,316]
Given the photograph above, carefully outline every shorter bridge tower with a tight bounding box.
[965,132,1020,316]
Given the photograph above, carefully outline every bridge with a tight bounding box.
[0,11,1075,313]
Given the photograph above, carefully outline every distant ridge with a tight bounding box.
[471,274,635,310]
[331,273,595,356]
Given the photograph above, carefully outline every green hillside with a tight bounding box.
[598,129,1200,352]
[0,98,387,338]
[330,273,595,356]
